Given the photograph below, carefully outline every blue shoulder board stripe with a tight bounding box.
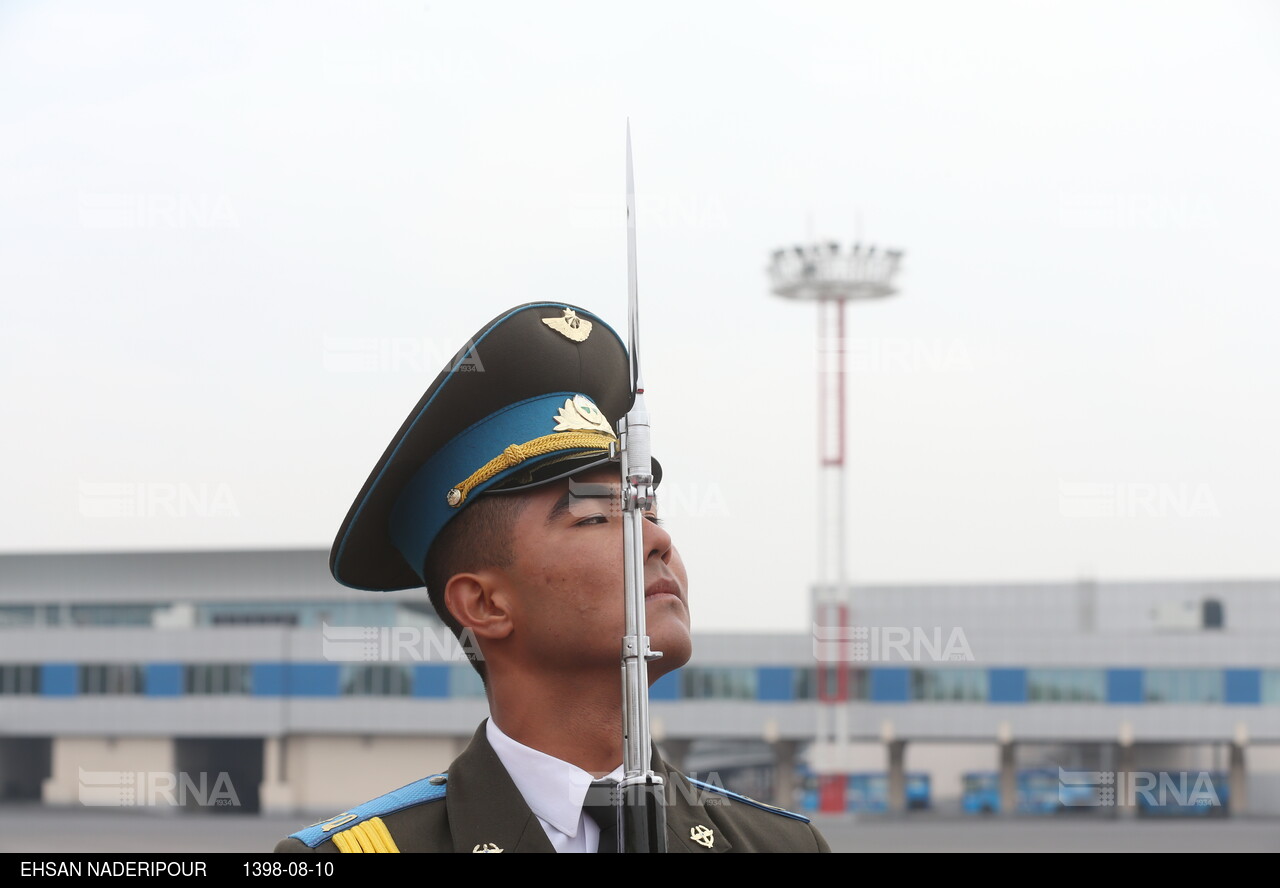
[687,778,811,823]
[290,774,448,848]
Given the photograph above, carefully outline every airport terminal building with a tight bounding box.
[2,550,1279,816]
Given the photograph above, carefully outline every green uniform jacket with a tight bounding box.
[275,722,829,853]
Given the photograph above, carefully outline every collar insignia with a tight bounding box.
[690,824,715,848]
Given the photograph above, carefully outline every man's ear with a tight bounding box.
[444,570,513,641]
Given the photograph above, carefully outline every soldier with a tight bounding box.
[275,303,829,853]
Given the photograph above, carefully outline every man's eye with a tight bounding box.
[575,514,607,526]
[645,514,664,527]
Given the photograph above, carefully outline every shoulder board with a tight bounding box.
[290,773,448,848]
[686,777,811,823]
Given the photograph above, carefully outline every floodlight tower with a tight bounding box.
[767,241,903,809]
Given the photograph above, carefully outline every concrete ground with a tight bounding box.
[1,804,1277,853]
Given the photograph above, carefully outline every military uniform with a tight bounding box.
[275,722,829,853]
[281,303,830,853]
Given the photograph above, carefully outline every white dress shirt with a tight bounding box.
[486,718,623,853]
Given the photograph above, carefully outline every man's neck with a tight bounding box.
[486,673,629,776]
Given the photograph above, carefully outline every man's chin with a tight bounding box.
[648,625,693,679]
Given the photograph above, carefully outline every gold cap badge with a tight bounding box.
[542,308,592,342]
[552,395,613,434]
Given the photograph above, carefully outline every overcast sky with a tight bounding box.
[2,1,1278,632]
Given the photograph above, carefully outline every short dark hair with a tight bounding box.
[423,493,528,683]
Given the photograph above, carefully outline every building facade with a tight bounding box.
[2,551,1278,816]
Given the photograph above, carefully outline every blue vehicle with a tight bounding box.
[846,772,931,812]
[846,772,887,812]
[906,773,931,810]
[1135,771,1229,817]
[1017,768,1062,815]
[796,763,819,812]
[961,772,1000,814]
[961,769,1098,815]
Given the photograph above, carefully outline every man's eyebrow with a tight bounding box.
[546,482,620,524]
[545,491,574,525]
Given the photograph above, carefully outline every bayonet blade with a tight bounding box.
[618,120,664,853]
[626,121,643,397]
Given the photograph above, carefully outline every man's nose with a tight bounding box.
[643,516,674,564]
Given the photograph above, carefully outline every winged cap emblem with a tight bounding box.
[553,395,614,435]
[542,308,592,342]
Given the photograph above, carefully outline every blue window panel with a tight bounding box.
[42,664,78,697]
[650,670,681,701]
[1107,669,1143,704]
[989,668,1027,704]
[287,664,340,697]
[1224,669,1261,705]
[145,664,182,696]
[413,665,450,698]
[250,663,339,696]
[252,664,284,696]
[870,668,910,703]
[757,667,794,702]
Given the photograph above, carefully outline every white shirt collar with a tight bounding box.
[486,718,623,840]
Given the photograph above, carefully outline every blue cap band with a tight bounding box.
[388,391,615,580]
